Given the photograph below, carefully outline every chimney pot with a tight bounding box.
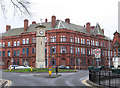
[65,18,70,24]
[86,22,91,33]
[32,21,36,24]
[51,15,56,28]
[45,18,47,23]
[24,19,28,32]
[6,25,11,32]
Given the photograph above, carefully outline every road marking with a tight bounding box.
[81,78,97,88]
[4,80,12,88]
[82,78,92,86]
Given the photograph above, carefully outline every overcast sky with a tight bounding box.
[0,0,119,39]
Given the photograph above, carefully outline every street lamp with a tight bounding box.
[108,37,111,68]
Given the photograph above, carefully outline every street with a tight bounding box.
[1,69,89,87]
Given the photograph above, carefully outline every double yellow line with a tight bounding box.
[82,78,97,88]
[3,80,12,88]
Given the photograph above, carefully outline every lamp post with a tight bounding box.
[47,32,49,68]
[108,37,111,68]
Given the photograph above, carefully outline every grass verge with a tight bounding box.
[4,68,77,73]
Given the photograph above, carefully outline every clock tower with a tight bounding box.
[36,23,46,68]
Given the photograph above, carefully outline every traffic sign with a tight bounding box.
[95,48,101,58]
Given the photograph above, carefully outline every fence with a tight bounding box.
[89,68,120,88]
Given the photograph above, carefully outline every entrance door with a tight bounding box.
[7,60,10,68]
[60,58,66,66]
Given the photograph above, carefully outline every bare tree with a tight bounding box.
[0,0,30,18]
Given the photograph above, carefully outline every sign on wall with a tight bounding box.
[95,48,101,58]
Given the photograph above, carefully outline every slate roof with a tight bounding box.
[1,20,104,37]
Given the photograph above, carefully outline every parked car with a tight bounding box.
[58,65,66,69]
[8,65,21,70]
[8,65,33,70]
[23,65,34,69]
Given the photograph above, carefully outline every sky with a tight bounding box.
[0,0,119,39]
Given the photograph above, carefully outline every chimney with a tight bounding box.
[65,18,70,24]
[32,21,36,24]
[86,22,91,33]
[45,18,47,23]
[102,29,104,34]
[51,15,56,28]
[24,19,28,32]
[6,25,11,32]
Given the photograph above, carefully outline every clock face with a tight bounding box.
[39,30,44,35]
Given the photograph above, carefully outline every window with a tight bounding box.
[50,59,56,66]
[81,38,83,44]
[78,48,80,54]
[81,48,83,54]
[87,49,90,55]
[22,59,29,65]
[75,37,77,43]
[2,51,5,57]
[32,48,36,54]
[45,37,47,43]
[60,46,67,53]
[17,41,20,46]
[8,42,10,47]
[13,50,16,56]
[14,41,16,46]
[32,37,36,43]
[111,51,112,57]
[91,40,93,45]
[22,48,25,55]
[61,35,67,42]
[0,51,1,57]
[13,59,16,65]
[17,50,19,56]
[2,60,5,66]
[75,47,77,54]
[50,46,56,53]
[70,59,74,66]
[93,40,95,46]
[70,36,74,43]
[78,38,80,43]
[83,48,85,54]
[7,51,10,57]
[96,41,99,46]
[26,48,29,55]
[2,42,5,47]
[26,38,29,44]
[17,59,19,65]
[83,39,85,44]
[101,42,103,47]
[70,47,74,54]
[50,36,56,42]
[0,42,1,47]
[87,39,90,45]
[23,39,25,44]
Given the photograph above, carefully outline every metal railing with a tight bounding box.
[89,68,120,88]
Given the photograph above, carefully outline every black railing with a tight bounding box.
[89,68,120,88]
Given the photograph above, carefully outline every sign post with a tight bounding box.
[95,48,101,67]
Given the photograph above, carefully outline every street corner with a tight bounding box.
[81,78,93,87]
[1,79,12,88]
[82,78,107,88]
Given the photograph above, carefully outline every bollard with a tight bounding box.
[10,67,11,72]
[75,66,76,71]
[55,66,58,75]
[49,68,52,77]
[31,66,33,71]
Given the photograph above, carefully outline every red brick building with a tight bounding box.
[0,16,113,69]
